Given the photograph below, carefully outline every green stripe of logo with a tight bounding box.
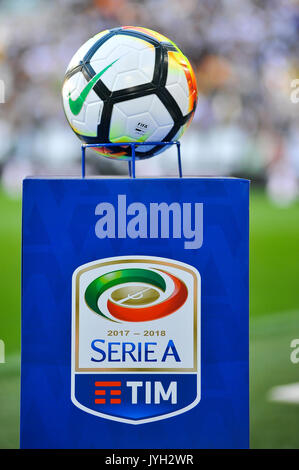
[85,268,166,321]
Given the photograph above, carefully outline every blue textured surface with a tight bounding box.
[21,177,249,449]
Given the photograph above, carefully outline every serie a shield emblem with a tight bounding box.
[71,255,200,424]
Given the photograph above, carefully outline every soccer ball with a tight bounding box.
[62,26,198,159]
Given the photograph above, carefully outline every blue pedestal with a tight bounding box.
[21,177,249,449]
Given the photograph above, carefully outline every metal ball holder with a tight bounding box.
[81,140,183,178]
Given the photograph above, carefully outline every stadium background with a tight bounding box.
[0,0,299,448]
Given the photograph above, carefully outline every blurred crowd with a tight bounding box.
[0,0,299,204]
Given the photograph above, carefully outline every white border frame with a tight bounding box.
[71,255,201,425]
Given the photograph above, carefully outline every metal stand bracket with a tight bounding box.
[81,141,183,178]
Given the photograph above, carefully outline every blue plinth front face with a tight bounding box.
[21,177,249,449]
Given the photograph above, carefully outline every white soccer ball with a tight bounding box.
[62,26,198,159]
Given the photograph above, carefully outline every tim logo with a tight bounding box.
[72,255,200,424]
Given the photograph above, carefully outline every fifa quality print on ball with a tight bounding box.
[21,27,249,449]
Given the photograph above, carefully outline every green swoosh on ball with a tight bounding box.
[68,59,118,115]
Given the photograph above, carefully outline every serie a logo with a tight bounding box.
[71,255,201,424]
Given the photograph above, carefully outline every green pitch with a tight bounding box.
[0,186,298,448]
[0,188,21,448]
[250,190,299,318]
[250,190,299,448]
